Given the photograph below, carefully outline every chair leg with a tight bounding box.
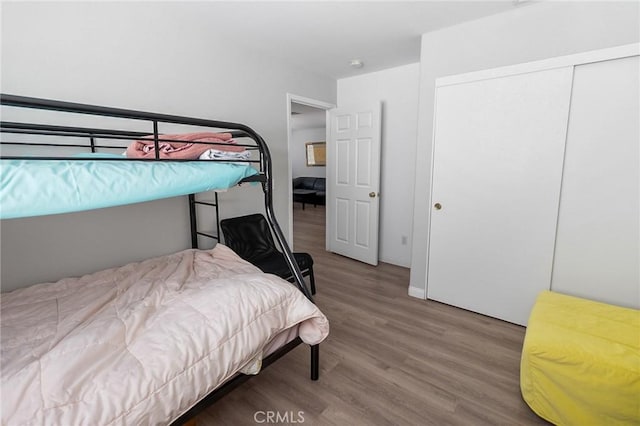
[310,344,319,381]
[308,266,316,295]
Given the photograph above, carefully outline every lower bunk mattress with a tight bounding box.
[520,290,639,425]
[0,244,329,425]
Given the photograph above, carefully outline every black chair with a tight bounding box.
[220,213,316,295]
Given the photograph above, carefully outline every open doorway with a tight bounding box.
[286,95,334,252]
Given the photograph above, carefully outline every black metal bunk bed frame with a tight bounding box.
[0,94,320,424]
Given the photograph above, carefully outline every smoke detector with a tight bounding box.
[349,59,364,69]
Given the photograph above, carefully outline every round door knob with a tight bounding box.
[369,192,376,198]
[434,203,442,210]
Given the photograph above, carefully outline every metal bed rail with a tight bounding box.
[1,94,321,424]
[0,93,314,302]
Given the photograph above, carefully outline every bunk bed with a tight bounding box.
[0,94,329,425]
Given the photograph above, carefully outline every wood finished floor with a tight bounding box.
[197,205,548,426]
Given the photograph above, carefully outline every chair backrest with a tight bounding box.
[220,213,280,261]
[313,178,326,191]
[292,177,305,189]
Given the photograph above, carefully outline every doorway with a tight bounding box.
[286,94,334,251]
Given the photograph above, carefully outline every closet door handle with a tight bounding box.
[369,192,376,198]
[434,203,442,210]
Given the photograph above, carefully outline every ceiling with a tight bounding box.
[195,1,529,79]
[291,103,326,115]
[291,103,326,129]
[4,1,531,81]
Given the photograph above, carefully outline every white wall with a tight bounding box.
[0,2,335,291]
[291,127,327,178]
[410,1,640,297]
[338,63,420,268]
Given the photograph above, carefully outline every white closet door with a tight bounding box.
[427,67,573,326]
[552,55,640,308]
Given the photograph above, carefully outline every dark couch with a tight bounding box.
[293,177,325,208]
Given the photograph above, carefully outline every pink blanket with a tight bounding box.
[126,132,245,159]
[1,245,329,425]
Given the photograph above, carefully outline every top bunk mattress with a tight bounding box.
[0,153,258,219]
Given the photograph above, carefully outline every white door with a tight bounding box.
[327,103,381,265]
[551,55,640,308]
[427,67,574,325]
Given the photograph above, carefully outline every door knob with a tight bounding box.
[369,192,376,198]
[434,203,442,210]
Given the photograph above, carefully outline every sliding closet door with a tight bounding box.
[426,67,573,326]
[551,55,640,308]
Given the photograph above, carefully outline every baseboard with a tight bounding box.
[408,286,426,299]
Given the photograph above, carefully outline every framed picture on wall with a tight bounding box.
[306,142,326,166]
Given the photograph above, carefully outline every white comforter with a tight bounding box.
[1,245,329,425]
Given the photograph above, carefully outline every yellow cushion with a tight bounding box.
[521,291,640,425]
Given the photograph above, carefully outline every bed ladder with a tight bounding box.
[188,193,220,248]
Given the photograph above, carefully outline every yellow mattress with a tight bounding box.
[520,291,640,425]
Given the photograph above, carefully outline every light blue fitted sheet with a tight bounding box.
[0,154,259,219]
